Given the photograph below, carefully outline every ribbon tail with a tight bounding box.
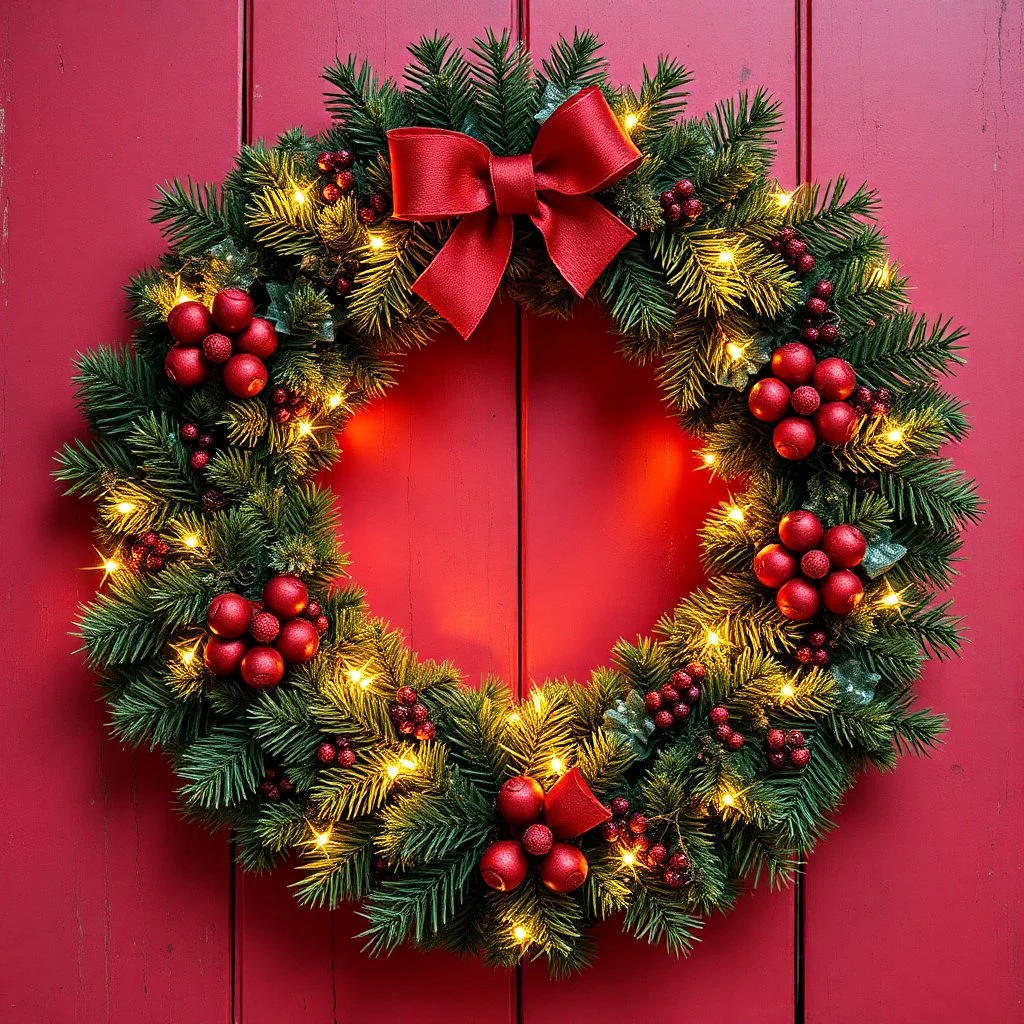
[533,194,636,298]
[412,211,512,339]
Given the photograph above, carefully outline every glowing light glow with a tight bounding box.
[103,559,119,575]
[328,394,343,409]
[720,792,736,808]
[621,850,636,867]
[297,421,313,436]
[726,341,745,362]
[727,506,744,522]
[174,292,193,305]
[292,189,307,205]
[702,453,716,467]
[879,588,902,608]
[115,501,136,515]
[315,830,331,847]
[550,756,564,775]
[623,112,639,130]
[399,757,417,771]
[532,690,545,712]
[347,667,372,689]
[507,712,521,724]
[513,926,528,942]
[779,683,795,699]
[886,427,904,443]
[386,765,400,779]
[368,234,385,250]
[184,535,199,549]
[707,630,721,647]
[717,250,735,264]
[775,191,793,208]
[176,639,203,666]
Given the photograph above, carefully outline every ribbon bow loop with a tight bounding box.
[388,86,641,338]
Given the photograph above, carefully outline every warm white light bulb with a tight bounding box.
[717,250,734,264]
[726,341,744,361]
[293,189,307,205]
[707,630,721,646]
[622,850,636,867]
[623,112,639,130]
[779,683,795,699]
[727,506,744,522]
[550,756,564,774]
[775,191,793,208]
[328,394,342,409]
[184,535,199,549]
[368,234,385,250]
[513,926,527,942]
[886,428,904,443]
[315,831,331,847]
[115,501,135,515]
[103,559,119,574]
[386,765,400,779]
[399,757,416,771]
[721,792,735,807]
[702,453,716,466]
[297,421,313,436]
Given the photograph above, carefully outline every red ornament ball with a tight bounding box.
[240,645,286,689]
[317,741,338,764]
[820,570,865,615]
[654,709,674,729]
[778,510,824,553]
[164,346,209,388]
[480,840,529,892]
[766,728,787,751]
[800,549,831,579]
[234,318,279,359]
[522,823,554,856]
[748,378,792,422]
[709,706,730,725]
[539,843,588,894]
[497,776,545,826]
[207,592,253,638]
[771,343,817,386]
[773,417,817,460]
[201,332,233,364]
[203,636,247,677]
[262,574,309,619]
[222,353,268,398]
[754,543,798,589]
[249,611,281,644]
[790,385,821,416]
[211,287,254,333]
[789,747,811,768]
[189,450,210,472]
[812,357,857,401]
[822,524,867,568]
[275,618,320,664]
[814,401,859,445]
[776,578,821,622]
[168,301,214,345]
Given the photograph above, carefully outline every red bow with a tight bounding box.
[387,86,642,338]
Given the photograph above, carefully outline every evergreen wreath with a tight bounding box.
[57,30,980,975]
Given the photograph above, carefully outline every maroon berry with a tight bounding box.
[800,549,831,579]
[305,601,321,618]
[334,170,356,193]
[249,611,281,644]
[797,254,816,273]
[786,730,806,748]
[410,703,430,723]
[610,796,630,816]
[321,183,341,203]
[663,202,683,223]
[875,387,893,403]
[681,198,703,220]
[674,179,695,198]
[806,297,828,317]
[790,385,821,416]
[644,690,663,712]
[399,720,416,735]
[202,333,233,364]
[660,684,681,704]
[808,630,827,648]
[271,387,289,406]
[668,851,689,871]
[197,432,216,450]
[141,531,159,548]
[627,813,648,835]
[271,407,292,424]
[278,777,294,794]
[632,836,651,856]
[262,783,281,801]
[144,553,164,572]
[767,751,787,768]
[659,189,676,206]
[190,450,210,471]
[390,703,410,722]
[180,422,199,442]
[654,709,674,729]
[786,239,808,258]
[414,721,436,741]
[709,706,730,725]
[685,684,701,703]
[813,648,831,667]
[788,747,811,768]
[685,662,706,680]
[647,843,668,866]
[725,732,745,751]
[358,206,376,225]
[819,324,840,343]
[317,741,338,764]
[313,615,329,634]
[664,870,687,889]
[337,747,357,767]
[335,735,352,749]
[601,821,621,843]
[766,728,787,751]
[368,193,387,213]
[795,646,815,664]
[778,227,797,242]
[522,823,554,856]
[672,702,691,722]
[813,280,834,300]
[315,151,335,173]
[871,401,890,417]
[713,723,733,743]
[802,326,821,344]
[670,670,692,689]
[333,149,354,169]
[397,686,417,706]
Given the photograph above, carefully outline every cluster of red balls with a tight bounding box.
[765,728,810,770]
[316,734,357,769]
[268,387,310,425]
[748,344,861,460]
[259,766,295,801]
[203,574,324,688]
[709,705,745,751]
[768,226,816,275]
[754,510,867,621]
[126,531,170,573]
[314,149,388,224]
[643,660,707,730]
[601,796,690,889]
[164,288,278,399]
[389,686,437,741]
[659,178,703,227]
[179,421,219,472]
[795,629,832,668]
[851,383,894,419]
[798,281,841,345]
[332,256,361,298]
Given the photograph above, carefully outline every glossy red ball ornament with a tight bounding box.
[168,301,213,345]
[539,843,589,894]
[522,823,554,856]
[211,287,254,333]
[772,416,817,460]
[479,840,528,892]
[812,357,857,401]
[235,317,279,359]
[240,645,286,689]
[814,402,859,446]
[753,543,798,589]
[776,578,821,622]
[207,592,253,638]
[747,378,792,422]
[821,524,867,568]
[778,510,824,552]
[222,353,268,398]
[203,636,247,677]
[262,574,309,619]
[770,343,817,385]
[275,618,320,664]
[496,776,545,826]
[820,570,865,615]
[164,346,209,387]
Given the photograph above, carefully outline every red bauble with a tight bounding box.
[235,317,279,359]
[201,333,233,364]
[240,645,286,689]
[789,747,811,768]
[479,840,528,892]
[820,570,865,615]
[766,728,787,751]
[211,287,254,333]
[167,301,213,346]
[770,343,817,386]
[778,510,824,552]
[747,378,792,422]
[544,767,613,839]
[812,357,857,401]
[207,592,253,638]
[709,706,729,725]
[790,385,821,416]
[753,543,798,589]
[262,574,309,618]
[497,776,545,825]
[164,346,209,387]
[773,417,817,460]
[223,353,268,398]
[821,524,867,568]
[539,843,589,894]
[776,578,821,622]
[203,636,247,677]
[814,402,859,445]
[249,611,281,643]
[189,450,210,471]
[800,549,831,579]
[654,709,674,728]
[317,741,338,764]
[522,823,555,856]
[275,618,320,664]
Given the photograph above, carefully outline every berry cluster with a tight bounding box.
[316,734,357,769]
[127,531,170,573]
[259,766,295,801]
[658,179,703,228]
[203,574,324,689]
[768,226,816,275]
[200,487,228,513]
[315,149,356,204]
[165,288,278,399]
[754,510,867,622]
[269,388,311,425]
[709,705,745,751]
[644,661,707,730]
[332,256,361,298]
[851,383,894,419]
[601,796,691,889]
[765,728,810,770]
[179,422,219,472]
[748,344,861,460]
[794,629,831,668]
[798,281,841,346]
[389,686,436,741]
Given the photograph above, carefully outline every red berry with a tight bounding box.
[786,730,806,748]
[335,735,352,749]
[313,614,329,634]
[786,239,808,257]
[197,432,216,450]
[709,706,730,725]
[414,721,436,741]
[334,170,356,193]
[813,648,831,666]
[369,193,387,213]
[249,611,280,643]
[321,183,341,203]
[271,387,289,406]
[315,151,335,172]
[797,254,816,273]
[788,747,811,768]
[800,549,831,579]
[668,851,689,871]
[674,179,696,198]
[654,709,674,729]
[766,728,787,751]
[795,646,815,664]
[871,401,890,417]
[644,690,663,712]
[802,326,821,344]
[397,686,417,706]
[262,783,281,801]
[180,422,199,442]
[317,741,338,764]
[648,843,668,866]
[390,704,410,722]
[627,813,648,834]
[189,450,210,471]
[662,202,683,223]
[670,670,692,689]
[725,731,745,751]
[672,702,691,722]
[713,723,733,742]
[778,227,797,242]
[806,297,828,317]
[767,751,787,768]
[819,324,840,343]
[685,684,701,703]
[790,385,821,416]
[813,280,834,299]
[664,870,687,889]
[333,149,354,169]
[522,823,554,856]
[202,333,233,364]
[271,407,292,424]
[681,198,703,220]
[358,206,376,225]
[808,630,827,648]
[685,663,706,680]
[399,720,416,735]
[659,189,676,207]
[611,796,630,816]
[410,703,430,723]
[144,553,165,572]
[660,684,680,704]
[337,747,357,767]
[601,821,621,843]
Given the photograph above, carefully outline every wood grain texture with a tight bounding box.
[805,3,1024,1020]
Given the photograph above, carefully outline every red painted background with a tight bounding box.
[2,1,1021,1020]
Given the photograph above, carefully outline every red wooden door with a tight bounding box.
[2,2,1021,1022]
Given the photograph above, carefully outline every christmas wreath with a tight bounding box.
[57,31,980,974]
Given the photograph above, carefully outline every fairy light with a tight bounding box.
[775,191,793,208]
[174,291,193,305]
[513,926,528,942]
[623,112,639,130]
[115,501,136,515]
[328,394,343,409]
[879,587,903,609]
[702,452,716,467]
[727,506,744,522]
[550,756,565,775]
[717,249,734,264]
[315,830,331,848]
[726,341,745,362]
[102,558,119,576]
[507,712,521,724]
[399,757,417,771]
[621,850,637,867]
[886,427,904,443]
[176,638,203,666]
[347,667,372,689]
[872,261,892,287]
[292,189,307,205]
[720,791,736,808]
[386,764,400,779]
[532,690,545,712]
[183,535,199,549]
[297,421,313,436]
[368,233,385,250]
[706,630,721,647]
[779,682,795,700]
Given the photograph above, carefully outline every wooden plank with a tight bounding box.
[241,5,518,1021]
[522,5,799,1019]
[0,1,241,1021]
[805,3,1024,1020]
